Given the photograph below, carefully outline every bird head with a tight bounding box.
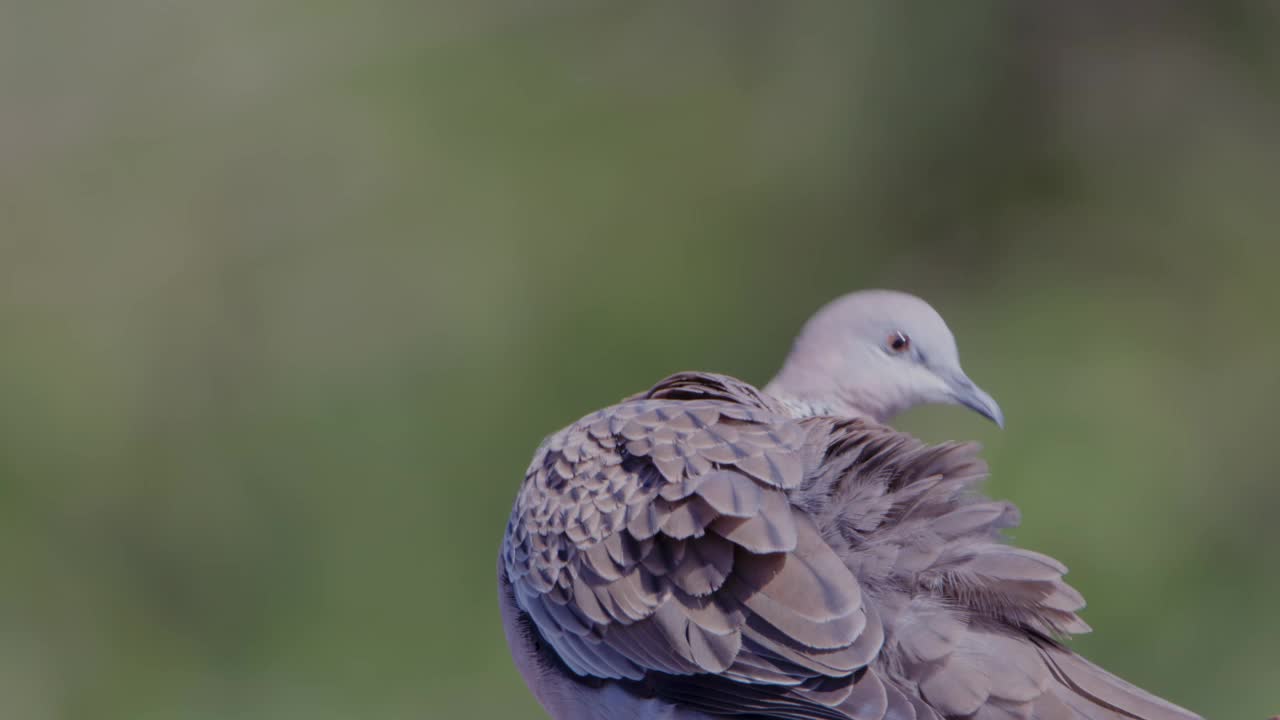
[764,290,1003,427]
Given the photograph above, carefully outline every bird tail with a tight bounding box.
[1037,645,1203,720]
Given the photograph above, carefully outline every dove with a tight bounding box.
[499,289,1201,720]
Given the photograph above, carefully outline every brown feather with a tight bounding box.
[501,372,1203,720]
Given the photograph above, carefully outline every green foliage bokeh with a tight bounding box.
[1,3,1277,719]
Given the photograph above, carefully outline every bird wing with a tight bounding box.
[501,372,890,718]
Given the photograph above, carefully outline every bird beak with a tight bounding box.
[948,373,1004,428]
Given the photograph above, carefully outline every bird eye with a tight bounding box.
[887,331,910,353]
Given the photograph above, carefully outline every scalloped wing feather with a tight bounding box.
[502,373,877,697]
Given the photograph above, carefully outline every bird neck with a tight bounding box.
[763,376,896,423]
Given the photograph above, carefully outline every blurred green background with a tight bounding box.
[2,2,1277,719]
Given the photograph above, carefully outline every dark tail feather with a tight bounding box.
[1038,646,1203,720]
